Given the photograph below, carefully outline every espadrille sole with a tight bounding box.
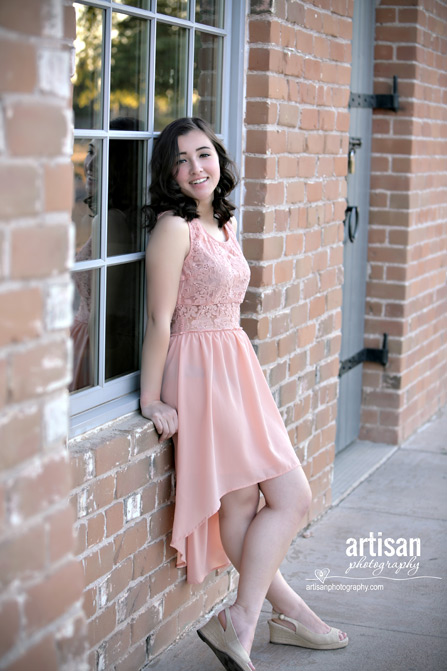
[268,618,349,650]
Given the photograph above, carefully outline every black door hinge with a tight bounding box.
[339,334,389,377]
[349,76,399,112]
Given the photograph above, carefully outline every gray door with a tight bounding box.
[336,0,376,453]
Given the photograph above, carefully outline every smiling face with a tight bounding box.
[174,129,221,206]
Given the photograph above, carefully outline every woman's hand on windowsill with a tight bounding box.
[140,399,178,442]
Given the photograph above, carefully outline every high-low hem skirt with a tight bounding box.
[161,327,300,584]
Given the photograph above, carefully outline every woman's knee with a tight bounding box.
[219,485,260,521]
[261,467,312,526]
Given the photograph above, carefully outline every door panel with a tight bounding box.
[336,0,376,453]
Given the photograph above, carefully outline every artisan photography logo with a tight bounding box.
[306,531,442,592]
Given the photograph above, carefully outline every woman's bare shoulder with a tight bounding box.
[146,213,190,260]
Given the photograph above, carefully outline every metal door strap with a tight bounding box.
[339,333,389,377]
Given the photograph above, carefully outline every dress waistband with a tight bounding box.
[171,303,241,334]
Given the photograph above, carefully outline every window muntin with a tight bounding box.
[70,0,231,435]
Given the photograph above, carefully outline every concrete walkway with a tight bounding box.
[146,407,447,671]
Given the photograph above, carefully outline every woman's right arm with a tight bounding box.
[140,215,190,441]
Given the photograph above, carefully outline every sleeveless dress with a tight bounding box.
[160,218,300,584]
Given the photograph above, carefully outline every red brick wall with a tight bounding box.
[242,0,353,519]
[361,0,447,443]
[0,1,87,668]
[69,417,235,668]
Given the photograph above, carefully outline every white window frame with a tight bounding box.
[70,0,246,437]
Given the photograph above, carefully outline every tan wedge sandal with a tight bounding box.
[268,611,349,650]
[198,607,254,671]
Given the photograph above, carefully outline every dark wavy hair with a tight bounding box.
[144,117,239,232]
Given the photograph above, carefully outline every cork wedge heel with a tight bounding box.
[268,611,349,650]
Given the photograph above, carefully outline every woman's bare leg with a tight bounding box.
[218,466,347,659]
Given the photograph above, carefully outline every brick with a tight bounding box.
[115,642,147,671]
[103,624,131,667]
[5,635,59,671]
[118,576,150,622]
[0,523,46,586]
[0,39,36,93]
[0,163,40,218]
[83,542,114,586]
[116,457,150,498]
[47,504,77,562]
[11,225,70,279]
[5,103,69,157]
[132,539,164,580]
[0,404,41,469]
[25,560,84,633]
[113,519,148,564]
[11,338,68,403]
[0,287,43,347]
[0,599,20,657]
[10,453,71,522]
[54,613,87,668]
[87,512,105,547]
[105,501,124,537]
[149,503,174,540]
[87,603,117,648]
[83,474,116,516]
[103,557,133,604]
[245,100,277,125]
[94,434,131,476]
[149,562,176,598]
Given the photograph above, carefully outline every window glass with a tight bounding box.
[105,262,144,381]
[110,12,149,129]
[195,0,224,28]
[157,0,188,19]
[114,0,150,9]
[70,269,100,393]
[154,23,188,130]
[72,4,104,129]
[107,134,146,257]
[72,139,101,260]
[193,31,223,132]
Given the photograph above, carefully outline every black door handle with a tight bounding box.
[344,206,359,242]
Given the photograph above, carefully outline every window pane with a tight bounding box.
[157,0,188,19]
[114,0,150,9]
[193,31,222,132]
[72,139,101,260]
[105,262,144,381]
[107,134,146,256]
[154,23,188,131]
[72,4,104,129]
[70,269,100,393]
[195,0,224,28]
[110,12,149,129]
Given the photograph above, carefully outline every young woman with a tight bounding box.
[140,117,348,671]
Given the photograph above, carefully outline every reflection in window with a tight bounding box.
[72,4,104,129]
[193,32,223,132]
[72,139,101,259]
[157,0,188,19]
[196,0,224,27]
[106,262,144,381]
[70,269,100,393]
[114,0,150,8]
[108,118,146,256]
[110,12,149,128]
[154,23,187,130]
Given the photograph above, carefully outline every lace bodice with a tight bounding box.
[170,219,250,334]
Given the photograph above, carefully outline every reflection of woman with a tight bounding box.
[140,117,348,671]
[70,117,142,392]
[69,140,98,392]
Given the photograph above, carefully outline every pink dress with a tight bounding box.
[160,219,300,584]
